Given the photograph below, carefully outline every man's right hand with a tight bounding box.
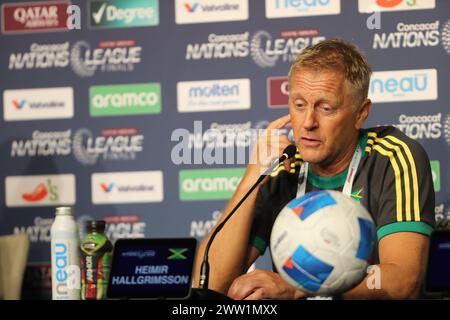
[249,114,293,176]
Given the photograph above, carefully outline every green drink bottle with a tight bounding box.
[80,220,113,300]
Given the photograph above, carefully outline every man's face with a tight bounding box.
[289,68,360,167]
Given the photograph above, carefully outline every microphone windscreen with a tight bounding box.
[283,144,297,159]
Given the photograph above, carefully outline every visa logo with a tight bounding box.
[369,69,437,103]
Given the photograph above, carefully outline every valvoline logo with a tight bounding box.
[100,183,114,193]
[22,179,58,202]
[184,3,199,12]
[12,99,26,109]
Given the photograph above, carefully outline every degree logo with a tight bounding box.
[100,183,114,193]
[12,99,26,109]
[184,3,199,12]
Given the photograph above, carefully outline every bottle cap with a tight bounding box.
[86,220,106,233]
[55,207,73,216]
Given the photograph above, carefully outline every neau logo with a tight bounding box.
[369,69,437,103]
[266,0,341,19]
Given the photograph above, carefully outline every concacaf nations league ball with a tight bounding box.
[270,190,376,296]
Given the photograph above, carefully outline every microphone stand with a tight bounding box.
[193,145,296,299]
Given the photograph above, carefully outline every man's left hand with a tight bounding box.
[227,269,306,300]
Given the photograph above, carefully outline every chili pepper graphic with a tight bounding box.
[22,183,48,202]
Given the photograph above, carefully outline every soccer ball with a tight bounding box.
[270,190,375,296]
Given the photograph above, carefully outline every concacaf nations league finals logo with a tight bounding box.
[441,19,450,55]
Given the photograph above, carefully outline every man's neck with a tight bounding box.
[310,136,359,177]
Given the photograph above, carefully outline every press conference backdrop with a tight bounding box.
[0,0,449,298]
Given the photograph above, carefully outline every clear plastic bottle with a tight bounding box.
[50,207,81,300]
[80,220,113,300]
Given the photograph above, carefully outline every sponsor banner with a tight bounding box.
[1,0,70,34]
[372,20,444,51]
[179,168,245,201]
[175,0,248,24]
[185,29,324,67]
[92,171,163,204]
[267,76,289,108]
[5,174,76,207]
[265,0,340,19]
[358,0,435,13]
[8,41,70,71]
[90,83,161,117]
[89,0,159,29]
[369,69,437,103]
[3,87,73,121]
[430,160,440,192]
[177,79,251,112]
[392,112,442,140]
[103,215,147,242]
[14,216,53,243]
[190,210,220,238]
[71,39,142,77]
[72,127,144,165]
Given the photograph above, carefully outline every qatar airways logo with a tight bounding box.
[1,1,72,34]
[5,174,75,207]
[267,76,289,108]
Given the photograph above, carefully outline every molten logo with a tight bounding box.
[100,183,114,193]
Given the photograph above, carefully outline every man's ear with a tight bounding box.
[355,99,372,130]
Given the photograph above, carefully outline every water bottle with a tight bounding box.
[50,206,81,300]
[80,220,113,300]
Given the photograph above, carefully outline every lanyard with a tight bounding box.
[296,145,362,198]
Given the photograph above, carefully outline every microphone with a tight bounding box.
[197,144,297,293]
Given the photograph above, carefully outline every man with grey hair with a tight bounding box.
[194,38,435,299]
